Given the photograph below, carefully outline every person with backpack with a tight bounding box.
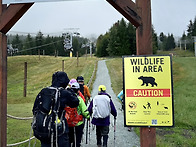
[65,82,90,147]
[68,78,86,103]
[76,76,91,105]
[32,71,79,147]
[88,85,117,147]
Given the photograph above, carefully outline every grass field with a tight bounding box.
[106,50,196,147]
[7,55,97,146]
[6,49,196,146]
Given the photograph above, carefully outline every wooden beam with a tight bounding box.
[106,0,141,28]
[0,32,7,147]
[0,3,33,34]
[136,0,152,55]
[0,2,33,145]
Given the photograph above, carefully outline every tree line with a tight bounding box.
[7,31,95,57]
[8,16,196,57]
[180,16,196,51]
[95,18,176,57]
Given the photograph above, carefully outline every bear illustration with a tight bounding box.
[138,76,157,87]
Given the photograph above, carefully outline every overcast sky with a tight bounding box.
[8,0,196,38]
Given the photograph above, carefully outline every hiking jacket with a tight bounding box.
[79,91,86,103]
[76,96,90,126]
[117,90,123,102]
[33,71,79,133]
[88,92,117,126]
[84,85,91,100]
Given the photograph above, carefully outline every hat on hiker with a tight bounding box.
[71,82,80,93]
[71,82,80,90]
[76,76,84,82]
[69,79,77,85]
[98,85,106,92]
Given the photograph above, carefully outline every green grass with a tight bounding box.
[106,50,196,147]
[7,55,97,146]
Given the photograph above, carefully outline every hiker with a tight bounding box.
[117,90,133,132]
[32,71,79,147]
[117,89,124,110]
[76,76,91,105]
[88,85,117,147]
[66,82,90,147]
[68,78,86,103]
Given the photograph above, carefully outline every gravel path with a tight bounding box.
[81,60,140,147]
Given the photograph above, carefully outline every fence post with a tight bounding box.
[24,62,27,97]
[38,49,40,60]
[77,51,79,67]
[62,60,64,72]
[193,36,196,57]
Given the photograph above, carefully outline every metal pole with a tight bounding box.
[185,40,187,51]
[86,49,87,59]
[90,42,92,57]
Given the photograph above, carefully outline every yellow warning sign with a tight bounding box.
[123,55,174,127]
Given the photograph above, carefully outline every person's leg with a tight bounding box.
[41,141,51,147]
[96,126,102,146]
[58,133,69,147]
[101,126,109,147]
[68,127,74,147]
[75,124,84,147]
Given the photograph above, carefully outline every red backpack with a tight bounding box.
[64,107,83,127]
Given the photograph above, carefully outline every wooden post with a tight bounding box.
[86,49,87,60]
[38,49,40,60]
[24,62,27,97]
[136,0,152,55]
[77,51,79,67]
[62,60,64,72]
[0,2,33,146]
[136,0,156,146]
[0,32,7,147]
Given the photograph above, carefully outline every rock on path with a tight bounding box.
[81,60,140,147]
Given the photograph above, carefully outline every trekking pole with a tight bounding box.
[74,127,76,147]
[86,119,89,144]
[114,118,116,147]
[88,118,91,144]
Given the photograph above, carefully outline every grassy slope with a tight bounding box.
[106,51,196,147]
[7,55,97,146]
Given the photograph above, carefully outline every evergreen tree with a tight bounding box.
[152,26,158,54]
[12,34,23,54]
[96,34,109,57]
[35,31,44,55]
[23,34,35,55]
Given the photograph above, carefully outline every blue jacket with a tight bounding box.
[88,92,117,126]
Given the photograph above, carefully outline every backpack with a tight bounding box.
[32,87,66,142]
[92,95,111,119]
[64,106,83,127]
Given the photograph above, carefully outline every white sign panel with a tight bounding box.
[3,0,78,4]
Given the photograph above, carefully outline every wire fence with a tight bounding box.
[6,62,97,146]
